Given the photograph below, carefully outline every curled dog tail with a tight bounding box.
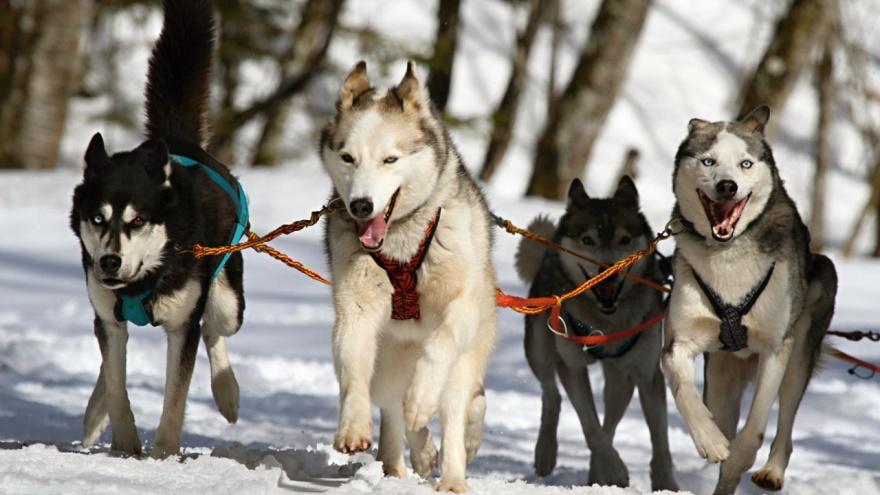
[144,0,215,146]
[514,215,556,284]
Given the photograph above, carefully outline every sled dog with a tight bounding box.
[516,177,678,490]
[70,0,245,457]
[662,106,837,494]
[321,61,497,492]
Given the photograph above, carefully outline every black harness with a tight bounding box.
[692,263,775,352]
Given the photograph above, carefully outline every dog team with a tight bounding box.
[69,1,838,493]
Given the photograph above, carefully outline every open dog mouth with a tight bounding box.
[579,265,623,314]
[697,190,751,242]
[100,277,126,289]
[357,189,400,252]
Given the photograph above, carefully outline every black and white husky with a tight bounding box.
[516,177,678,490]
[662,106,838,494]
[70,0,245,458]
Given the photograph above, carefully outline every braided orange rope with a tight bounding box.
[494,217,671,294]
[497,228,670,326]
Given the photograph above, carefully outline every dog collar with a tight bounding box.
[370,208,442,321]
[115,153,249,327]
[691,263,775,351]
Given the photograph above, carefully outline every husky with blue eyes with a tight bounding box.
[70,0,245,458]
[662,106,838,494]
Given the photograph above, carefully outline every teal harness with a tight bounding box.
[117,154,249,326]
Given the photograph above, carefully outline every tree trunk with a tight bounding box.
[736,0,836,129]
[252,0,345,166]
[843,158,880,257]
[615,147,640,185]
[810,36,834,251]
[426,0,462,113]
[210,0,343,156]
[478,0,546,182]
[1,0,92,169]
[526,0,652,199]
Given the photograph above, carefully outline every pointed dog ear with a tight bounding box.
[739,105,770,134]
[84,132,108,180]
[688,118,711,134]
[566,178,589,208]
[393,60,426,112]
[134,139,170,182]
[339,61,370,110]
[614,175,639,206]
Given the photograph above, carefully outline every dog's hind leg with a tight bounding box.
[716,336,794,495]
[407,426,437,479]
[152,321,200,458]
[377,405,407,478]
[464,387,486,463]
[703,352,754,441]
[601,360,634,440]
[435,359,480,493]
[83,319,110,447]
[201,331,239,424]
[752,256,836,492]
[83,367,110,447]
[637,365,679,492]
[524,315,561,476]
[557,360,628,487]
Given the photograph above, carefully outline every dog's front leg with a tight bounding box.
[716,336,793,495]
[152,321,200,458]
[95,316,141,455]
[662,337,730,463]
[332,305,383,453]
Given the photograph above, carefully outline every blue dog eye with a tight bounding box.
[91,214,104,225]
[740,160,753,169]
[701,158,715,166]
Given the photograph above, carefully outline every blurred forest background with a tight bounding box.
[1,0,879,256]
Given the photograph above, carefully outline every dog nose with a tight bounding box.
[715,180,738,200]
[349,198,373,219]
[100,255,122,274]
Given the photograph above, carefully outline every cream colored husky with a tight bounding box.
[320,61,497,492]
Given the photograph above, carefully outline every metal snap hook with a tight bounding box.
[581,329,605,351]
[547,315,568,338]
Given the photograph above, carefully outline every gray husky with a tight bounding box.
[320,61,496,492]
[662,106,838,494]
[516,176,678,490]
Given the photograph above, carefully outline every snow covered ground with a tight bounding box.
[2,0,880,493]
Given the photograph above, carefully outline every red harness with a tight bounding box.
[370,209,442,320]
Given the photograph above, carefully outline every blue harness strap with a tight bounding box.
[118,153,249,326]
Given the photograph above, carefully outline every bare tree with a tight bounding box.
[252,0,346,166]
[526,0,652,199]
[736,0,837,126]
[1,0,93,169]
[810,34,834,251]
[425,0,462,113]
[210,0,344,155]
[478,0,547,182]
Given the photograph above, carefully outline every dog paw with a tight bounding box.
[382,460,407,478]
[690,417,730,463]
[333,419,373,454]
[404,386,439,431]
[150,435,180,459]
[588,451,629,487]
[533,430,558,477]
[211,369,240,424]
[410,438,438,479]
[109,426,142,457]
[435,476,468,493]
[751,468,783,491]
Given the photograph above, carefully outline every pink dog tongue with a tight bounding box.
[358,216,388,248]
